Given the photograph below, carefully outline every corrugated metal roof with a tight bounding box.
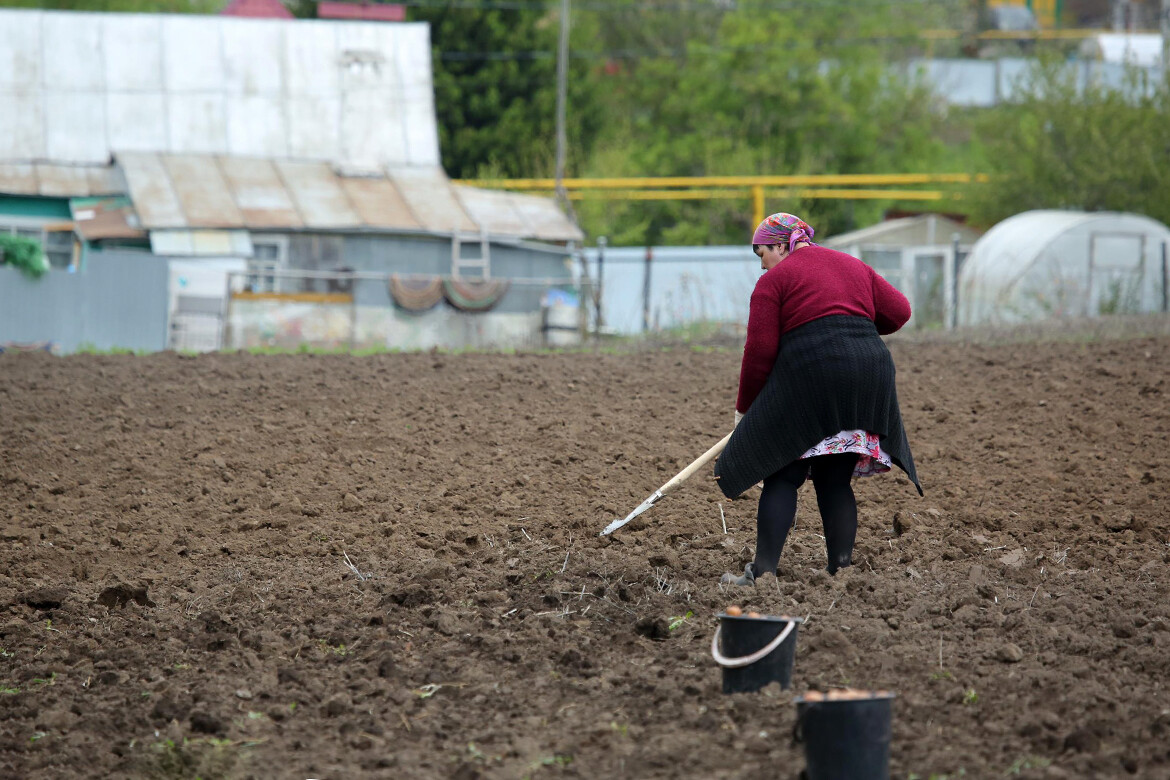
[70,196,145,241]
[276,160,364,229]
[113,153,582,243]
[0,163,124,198]
[219,157,304,229]
[494,189,584,243]
[454,186,530,238]
[340,177,423,231]
[388,166,479,234]
[118,153,186,228]
[164,155,245,228]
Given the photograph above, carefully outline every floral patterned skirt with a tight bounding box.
[798,429,892,478]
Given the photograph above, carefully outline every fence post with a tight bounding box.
[1162,240,1168,312]
[348,271,358,351]
[222,272,233,351]
[642,246,652,333]
[595,236,606,336]
[950,232,961,329]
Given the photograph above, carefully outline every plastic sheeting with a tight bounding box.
[958,210,1170,325]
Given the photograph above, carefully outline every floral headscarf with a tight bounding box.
[751,212,817,252]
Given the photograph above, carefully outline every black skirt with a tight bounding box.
[715,315,922,498]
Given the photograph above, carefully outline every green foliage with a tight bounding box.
[0,234,49,279]
[964,57,1170,227]
[572,0,951,244]
[412,2,599,179]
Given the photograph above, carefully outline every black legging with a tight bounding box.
[751,453,859,576]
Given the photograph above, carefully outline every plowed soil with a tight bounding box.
[2,330,1169,779]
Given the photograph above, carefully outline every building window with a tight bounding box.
[245,237,287,293]
[1,224,74,270]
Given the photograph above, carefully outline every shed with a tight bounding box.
[1078,33,1162,68]
[957,210,1170,326]
[823,214,983,329]
[0,9,584,353]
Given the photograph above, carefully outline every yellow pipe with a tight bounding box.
[556,188,950,201]
[752,185,765,227]
[921,28,1115,40]
[460,173,983,190]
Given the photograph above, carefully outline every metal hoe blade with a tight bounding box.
[600,490,663,536]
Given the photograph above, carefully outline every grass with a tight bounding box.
[144,736,249,779]
[33,312,1170,358]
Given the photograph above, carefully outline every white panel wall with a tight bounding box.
[227,96,288,157]
[0,10,42,91]
[0,10,440,170]
[104,15,163,91]
[286,98,341,161]
[108,94,168,151]
[45,95,108,163]
[398,25,440,166]
[169,95,228,154]
[285,24,340,96]
[0,94,44,159]
[43,13,104,91]
[163,17,225,92]
[222,21,284,95]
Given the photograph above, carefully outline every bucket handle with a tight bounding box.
[710,620,796,668]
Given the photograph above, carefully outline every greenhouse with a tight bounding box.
[957,210,1170,326]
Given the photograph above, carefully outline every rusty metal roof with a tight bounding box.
[69,196,145,241]
[0,163,124,198]
[115,153,582,243]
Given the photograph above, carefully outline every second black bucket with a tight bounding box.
[794,691,895,780]
[711,613,802,693]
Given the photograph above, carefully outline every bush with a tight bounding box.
[0,234,49,279]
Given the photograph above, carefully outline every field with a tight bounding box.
[2,327,1169,779]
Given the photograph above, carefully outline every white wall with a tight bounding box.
[0,9,440,173]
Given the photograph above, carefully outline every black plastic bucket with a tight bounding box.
[711,613,802,694]
[794,691,895,780]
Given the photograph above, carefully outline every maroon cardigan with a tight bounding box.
[736,245,911,413]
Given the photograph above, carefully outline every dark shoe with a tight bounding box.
[720,563,756,587]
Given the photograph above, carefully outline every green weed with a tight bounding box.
[668,611,694,631]
[962,689,978,705]
[317,640,348,657]
[1005,756,1052,775]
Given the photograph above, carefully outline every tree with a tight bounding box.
[964,58,1170,227]
[573,0,951,244]
[411,1,600,180]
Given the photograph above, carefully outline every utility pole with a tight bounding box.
[1162,0,1169,76]
[554,0,572,215]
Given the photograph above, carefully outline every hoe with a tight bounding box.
[601,432,732,536]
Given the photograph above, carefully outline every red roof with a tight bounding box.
[221,0,294,19]
[318,1,405,21]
